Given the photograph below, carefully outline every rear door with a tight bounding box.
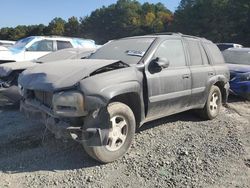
[145,39,192,120]
[184,38,215,107]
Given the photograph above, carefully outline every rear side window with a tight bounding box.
[186,39,203,66]
[154,39,186,67]
[200,44,209,65]
[205,43,225,64]
[57,41,73,50]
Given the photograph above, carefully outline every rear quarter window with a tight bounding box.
[186,39,203,66]
[204,43,225,64]
[57,41,73,50]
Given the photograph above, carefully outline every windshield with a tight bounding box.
[10,37,34,50]
[223,51,250,65]
[89,38,155,65]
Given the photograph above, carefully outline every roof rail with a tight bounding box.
[152,32,183,36]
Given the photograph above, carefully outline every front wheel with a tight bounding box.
[83,102,136,163]
[198,85,222,120]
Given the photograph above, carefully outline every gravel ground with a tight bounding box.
[0,95,249,188]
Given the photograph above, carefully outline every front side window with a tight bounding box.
[89,38,155,65]
[27,40,53,52]
[57,41,73,50]
[154,39,186,67]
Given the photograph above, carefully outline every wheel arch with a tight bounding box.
[214,81,229,104]
[109,92,143,128]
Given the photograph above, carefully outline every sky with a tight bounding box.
[0,0,180,28]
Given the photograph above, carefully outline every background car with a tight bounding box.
[0,40,15,47]
[0,36,97,64]
[222,48,250,100]
[217,43,243,51]
[0,47,96,104]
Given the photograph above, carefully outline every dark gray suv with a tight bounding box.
[18,33,230,163]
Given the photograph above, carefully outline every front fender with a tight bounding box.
[79,67,144,111]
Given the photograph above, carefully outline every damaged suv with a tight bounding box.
[18,33,229,163]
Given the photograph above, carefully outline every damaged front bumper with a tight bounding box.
[20,99,109,146]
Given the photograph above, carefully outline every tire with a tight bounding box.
[83,102,136,163]
[198,85,222,120]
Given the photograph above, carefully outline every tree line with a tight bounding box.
[0,0,250,46]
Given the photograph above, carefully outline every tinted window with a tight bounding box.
[186,39,203,66]
[89,38,155,65]
[28,40,53,51]
[205,43,224,64]
[57,41,73,50]
[217,44,233,51]
[154,40,186,67]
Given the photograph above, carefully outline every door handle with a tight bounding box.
[208,72,215,76]
[182,74,190,79]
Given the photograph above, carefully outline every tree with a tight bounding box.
[82,0,173,43]
[64,16,80,37]
[172,0,250,46]
[46,17,66,36]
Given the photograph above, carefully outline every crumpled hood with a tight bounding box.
[0,61,36,77]
[19,59,123,92]
[227,63,250,73]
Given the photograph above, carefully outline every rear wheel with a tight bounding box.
[198,85,222,120]
[83,102,136,163]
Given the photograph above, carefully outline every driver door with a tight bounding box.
[145,39,191,120]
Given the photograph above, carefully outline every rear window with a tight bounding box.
[205,43,225,64]
[223,50,250,65]
[217,44,233,51]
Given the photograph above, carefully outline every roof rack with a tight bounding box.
[151,32,209,41]
[152,32,183,36]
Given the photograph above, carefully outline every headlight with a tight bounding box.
[53,91,86,117]
[240,72,250,81]
[18,84,25,96]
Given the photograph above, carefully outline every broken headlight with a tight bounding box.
[52,91,86,117]
[240,72,250,81]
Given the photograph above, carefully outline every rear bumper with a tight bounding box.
[20,100,108,146]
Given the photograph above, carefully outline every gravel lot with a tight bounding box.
[0,95,249,188]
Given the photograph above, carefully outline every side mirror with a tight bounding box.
[148,57,170,74]
[153,57,170,69]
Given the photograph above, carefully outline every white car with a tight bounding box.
[0,40,15,47]
[0,36,97,64]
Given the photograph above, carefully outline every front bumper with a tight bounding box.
[20,99,109,146]
[0,85,21,103]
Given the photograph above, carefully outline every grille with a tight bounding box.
[34,91,53,108]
